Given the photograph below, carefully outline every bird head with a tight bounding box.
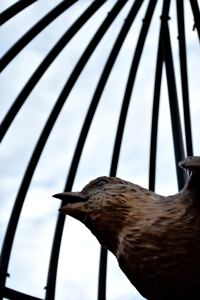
[53,176,143,254]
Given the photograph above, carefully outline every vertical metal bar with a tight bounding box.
[110,0,158,177]
[98,1,156,300]
[45,2,131,299]
[176,0,193,156]
[1,0,78,71]
[149,32,163,191]
[98,247,107,300]
[148,0,171,191]
[189,0,200,41]
[1,0,37,25]
[0,0,103,143]
[161,8,187,190]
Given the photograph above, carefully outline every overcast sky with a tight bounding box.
[1,0,200,299]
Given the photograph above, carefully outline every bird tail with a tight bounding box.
[179,156,200,173]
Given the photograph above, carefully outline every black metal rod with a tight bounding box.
[1,0,37,25]
[148,0,171,191]
[189,0,200,41]
[97,2,146,297]
[1,0,77,70]
[110,0,158,177]
[3,287,42,300]
[149,32,163,191]
[161,11,187,190]
[0,0,103,143]
[176,0,193,157]
[62,0,142,194]
[45,2,131,299]
[0,1,108,297]
[98,247,107,300]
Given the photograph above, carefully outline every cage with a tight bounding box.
[1,0,200,299]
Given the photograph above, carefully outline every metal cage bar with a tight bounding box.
[0,0,37,26]
[161,6,187,190]
[176,0,193,157]
[1,0,199,299]
[45,2,130,299]
[0,0,106,142]
[0,0,77,70]
[189,0,200,41]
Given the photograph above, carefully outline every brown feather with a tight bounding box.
[55,156,200,300]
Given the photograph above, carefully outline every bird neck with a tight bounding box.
[181,172,200,197]
[84,208,126,256]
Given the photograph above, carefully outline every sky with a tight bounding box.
[0,0,200,299]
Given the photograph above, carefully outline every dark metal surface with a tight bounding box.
[4,287,42,300]
[0,0,105,142]
[176,0,193,157]
[1,0,199,299]
[110,0,157,177]
[189,0,200,40]
[161,10,187,190]
[45,1,131,299]
[0,0,37,26]
[0,0,77,70]
[149,6,165,192]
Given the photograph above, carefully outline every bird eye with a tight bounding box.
[97,180,108,187]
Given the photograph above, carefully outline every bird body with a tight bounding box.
[54,156,200,299]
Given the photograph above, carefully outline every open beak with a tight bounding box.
[52,192,87,203]
[52,192,88,222]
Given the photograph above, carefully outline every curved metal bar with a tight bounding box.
[149,32,163,192]
[1,0,77,70]
[110,0,158,177]
[0,0,112,296]
[0,0,104,143]
[161,8,187,190]
[3,287,42,300]
[1,0,37,25]
[148,0,171,191]
[189,0,200,41]
[44,1,132,299]
[62,0,144,206]
[176,0,193,157]
[97,2,148,297]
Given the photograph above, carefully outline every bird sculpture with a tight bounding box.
[53,156,200,300]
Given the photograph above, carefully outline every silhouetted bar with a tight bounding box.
[189,0,200,41]
[0,1,107,296]
[97,1,146,297]
[149,33,163,192]
[63,0,143,194]
[40,0,144,297]
[3,287,42,300]
[45,2,131,299]
[110,0,158,177]
[161,12,187,190]
[1,0,37,25]
[1,0,77,70]
[98,247,107,300]
[0,0,104,143]
[148,0,170,191]
[176,0,193,156]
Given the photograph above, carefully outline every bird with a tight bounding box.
[53,156,200,300]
